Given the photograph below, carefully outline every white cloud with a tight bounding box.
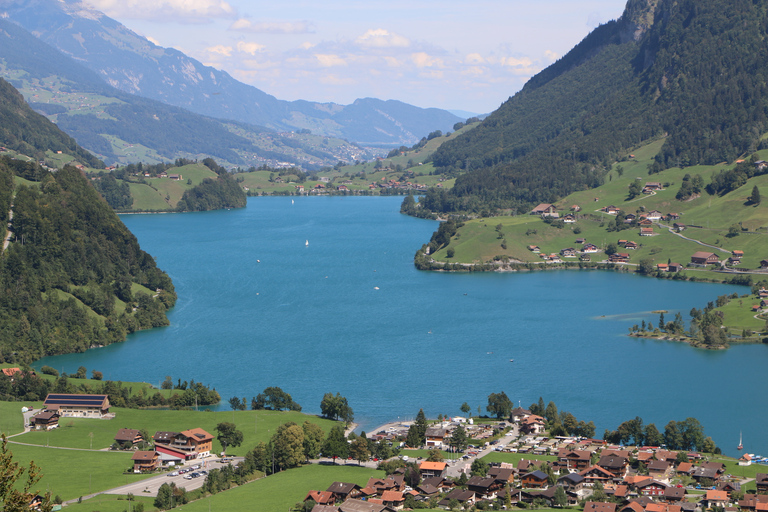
[383,56,401,67]
[237,41,265,55]
[84,0,235,22]
[146,36,161,46]
[206,45,232,56]
[544,50,559,62]
[465,53,485,65]
[230,18,314,34]
[355,29,410,48]
[410,52,443,68]
[315,54,347,67]
[300,42,315,50]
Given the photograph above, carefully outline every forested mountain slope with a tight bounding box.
[0,79,176,363]
[0,78,102,168]
[423,0,768,214]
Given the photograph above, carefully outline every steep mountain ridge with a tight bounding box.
[0,0,462,145]
[423,0,768,214]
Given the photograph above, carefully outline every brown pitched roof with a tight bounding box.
[131,451,157,461]
[584,502,617,512]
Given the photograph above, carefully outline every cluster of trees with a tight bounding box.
[0,165,176,364]
[0,368,219,408]
[250,386,302,411]
[676,173,705,200]
[529,398,596,439]
[603,416,718,453]
[320,392,354,423]
[176,173,246,212]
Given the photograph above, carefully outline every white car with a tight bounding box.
[168,471,179,477]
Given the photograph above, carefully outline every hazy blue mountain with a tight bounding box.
[0,0,462,145]
[0,18,373,168]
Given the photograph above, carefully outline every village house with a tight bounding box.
[32,411,59,430]
[418,461,447,479]
[131,450,159,472]
[579,465,614,485]
[563,213,577,223]
[1,367,22,380]
[558,450,592,471]
[43,394,111,418]
[339,498,393,512]
[756,473,768,493]
[466,476,503,499]
[673,223,686,232]
[439,488,476,508]
[667,212,681,220]
[644,182,663,193]
[114,428,143,447]
[640,227,654,236]
[571,205,582,212]
[690,251,719,267]
[635,479,667,496]
[604,206,621,215]
[668,263,683,272]
[583,243,599,253]
[379,490,404,510]
[646,210,663,220]
[424,427,447,449]
[585,501,617,512]
[528,245,541,253]
[153,428,213,461]
[510,407,532,422]
[305,490,336,506]
[657,263,669,272]
[740,494,768,512]
[738,454,753,466]
[521,470,549,488]
[609,253,630,263]
[327,482,363,503]
[530,203,557,216]
[702,490,729,509]
[647,460,672,479]
[598,454,628,477]
[558,473,586,492]
[663,487,686,502]
[520,415,546,434]
[560,248,577,257]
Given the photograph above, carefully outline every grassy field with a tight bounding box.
[14,408,339,455]
[173,464,383,512]
[56,494,155,512]
[480,451,557,465]
[0,400,40,436]
[7,442,155,501]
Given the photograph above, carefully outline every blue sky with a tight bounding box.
[87,0,627,114]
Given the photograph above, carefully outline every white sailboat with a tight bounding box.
[305,240,309,246]
[738,431,743,451]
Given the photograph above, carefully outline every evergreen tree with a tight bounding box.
[751,185,761,205]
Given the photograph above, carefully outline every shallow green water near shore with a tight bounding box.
[38,196,767,457]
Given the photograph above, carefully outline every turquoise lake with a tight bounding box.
[37,196,768,457]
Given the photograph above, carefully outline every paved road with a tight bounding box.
[443,423,519,478]
[63,457,245,505]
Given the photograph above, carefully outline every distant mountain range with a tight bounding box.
[0,17,379,168]
[0,0,462,146]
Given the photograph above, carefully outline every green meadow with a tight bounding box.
[174,464,383,512]
[13,408,339,455]
[7,442,153,501]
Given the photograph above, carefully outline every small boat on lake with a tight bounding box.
[509,359,514,362]
[305,240,309,246]
[738,431,743,451]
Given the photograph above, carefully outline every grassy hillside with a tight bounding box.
[423,139,768,340]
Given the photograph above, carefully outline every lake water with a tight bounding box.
[37,196,768,457]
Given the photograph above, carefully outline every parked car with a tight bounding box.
[168,472,179,477]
